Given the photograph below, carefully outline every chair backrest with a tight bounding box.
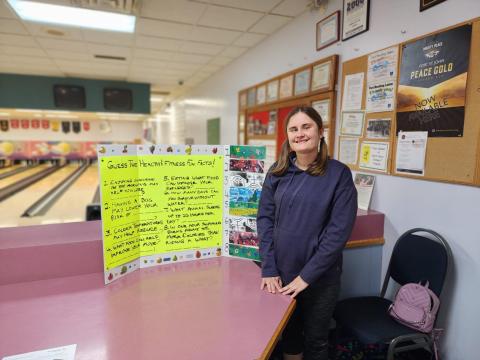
[381,228,451,298]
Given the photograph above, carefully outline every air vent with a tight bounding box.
[46,29,65,36]
[94,55,127,61]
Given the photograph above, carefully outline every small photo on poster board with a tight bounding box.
[266,80,279,102]
[341,111,364,136]
[338,136,359,165]
[294,68,311,96]
[365,118,391,139]
[279,74,294,99]
[256,85,266,105]
[359,141,389,172]
[342,0,370,41]
[311,61,332,91]
[316,11,340,51]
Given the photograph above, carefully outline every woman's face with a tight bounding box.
[287,112,323,155]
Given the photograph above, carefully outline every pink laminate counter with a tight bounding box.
[0,210,384,286]
[0,257,294,360]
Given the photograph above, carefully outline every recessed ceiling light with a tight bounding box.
[7,0,136,33]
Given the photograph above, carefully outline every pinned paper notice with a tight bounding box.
[2,344,76,360]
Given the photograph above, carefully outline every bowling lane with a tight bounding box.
[0,164,23,175]
[35,164,99,225]
[0,164,50,189]
[0,164,80,227]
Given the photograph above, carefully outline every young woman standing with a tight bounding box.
[257,106,358,360]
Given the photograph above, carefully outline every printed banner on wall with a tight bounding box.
[396,25,471,137]
[97,144,266,284]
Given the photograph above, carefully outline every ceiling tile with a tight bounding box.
[180,41,224,55]
[88,44,132,58]
[0,54,54,66]
[233,32,266,47]
[82,29,134,46]
[0,66,63,77]
[44,49,90,61]
[203,0,283,12]
[26,23,84,41]
[54,59,92,70]
[189,26,241,45]
[271,0,310,17]
[173,53,212,64]
[136,35,184,51]
[132,58,169,69]
[200,64,223,72]
[198,5,263,31]
[210,56,233,66]
[219,46,248,58]
[0,19,28,35]
[0,1,15,18]
[37,38,88,52]
[140,0,207,24]
[249,14,291,34]
[166,62,203,71]
[136,18,192,40]
[0,33,37,47]
[1,45,46,57]
[134,48,175,61]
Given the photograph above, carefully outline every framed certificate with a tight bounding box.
[341,111,365,136]
[312,99,331,123]
[256,85,266,105]
[316,11,340,51]
[239,92,247,108]
[247,88,256,107]
[420,0,447,11]
[311,61,331,91]
[279,74,294,99]
[342,0,370,41]
[266,80,279,102]
[294,68,311,96]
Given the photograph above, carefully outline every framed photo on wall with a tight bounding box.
[247,88,256,107]
[256,85,266,105]
[420,0,447,11]
[279,74,294,99]
[342,0,370,41]
[311,61,332,91]
[294,68,311,96]
[266,80,279,102]
[316,11,340,51]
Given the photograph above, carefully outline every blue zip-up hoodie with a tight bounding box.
[257,157,358,285]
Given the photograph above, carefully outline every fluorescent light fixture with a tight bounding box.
[151,97,165,103]
[0,112,10,116]
[7,0,136,33]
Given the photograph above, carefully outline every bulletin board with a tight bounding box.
[339,18,480,186]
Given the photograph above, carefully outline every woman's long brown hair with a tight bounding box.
[270,106,328,177]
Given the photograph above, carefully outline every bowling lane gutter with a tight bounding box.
[22,163,91,217]
[0,164,39,180]
[0,164,67,202]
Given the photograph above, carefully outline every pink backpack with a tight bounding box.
[388,282,440,333]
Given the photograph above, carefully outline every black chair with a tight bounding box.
[334,228,452,360]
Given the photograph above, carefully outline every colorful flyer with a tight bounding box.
[359,141,389,172]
